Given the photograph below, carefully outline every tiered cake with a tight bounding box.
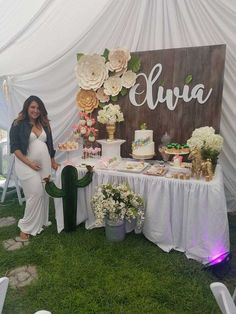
[132,130,155,158]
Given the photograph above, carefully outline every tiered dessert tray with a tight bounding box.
[164,151,189,156]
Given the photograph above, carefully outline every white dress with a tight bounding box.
[15,130,51,235]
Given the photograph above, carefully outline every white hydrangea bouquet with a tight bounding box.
[187,126,224,166]
[97,103,124,124]
[75,48,141,112]
[91,183,144,229]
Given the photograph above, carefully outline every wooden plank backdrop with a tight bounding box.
[97,45,226,158]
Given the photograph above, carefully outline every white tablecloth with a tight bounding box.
[53,159,229,264]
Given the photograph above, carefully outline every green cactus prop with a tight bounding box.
[45,165,93,232]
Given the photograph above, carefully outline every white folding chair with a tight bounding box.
[210,282,236,314]
[0,277,9,314]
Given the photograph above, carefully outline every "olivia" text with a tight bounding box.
[129,63,212,110]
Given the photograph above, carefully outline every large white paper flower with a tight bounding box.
[103,76,122,96]
[75,54,108,91]
[121,70,137,88]
[106,48,131,72]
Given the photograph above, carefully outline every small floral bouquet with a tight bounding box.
[187,126,224,165]
[91,183,144,229]
[73,111,98,143]
[97,103,124,125]
[75,48,141,112]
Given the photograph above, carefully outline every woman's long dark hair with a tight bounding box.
[14,95,50,128]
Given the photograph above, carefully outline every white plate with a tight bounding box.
[116,161,149,173]
[95,158,121,171]
[76,159,97,169]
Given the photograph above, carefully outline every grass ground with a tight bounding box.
[0,192,236,314]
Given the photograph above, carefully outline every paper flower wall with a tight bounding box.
[75,48,141,112]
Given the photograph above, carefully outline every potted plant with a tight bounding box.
[91,183,144,241]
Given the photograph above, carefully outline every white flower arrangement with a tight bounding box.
[97,103,124,125]
[187,126,223,152]
[187,126,224,165]
[91,183,144,229]
[75,48,141,108]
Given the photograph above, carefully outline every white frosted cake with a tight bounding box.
[132,130,155,158]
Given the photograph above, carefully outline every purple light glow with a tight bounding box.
[208,252,229,265]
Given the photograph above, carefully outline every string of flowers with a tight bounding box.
[72,111,98,143]
[132,136,152,151]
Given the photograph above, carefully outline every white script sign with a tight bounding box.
[129,63,213,111]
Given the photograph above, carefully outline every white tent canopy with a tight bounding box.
[0,0,236,210]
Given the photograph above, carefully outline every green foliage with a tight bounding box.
[128,55,141,73]
[201,147,219,166]
[140,122,147,130]
[110,95,118,102]
[76,53,83,62]
[159,79,165,86]
[98,102,105,109]
[120,87,128,96]
[102,48,109,62]
[185,74,193,84]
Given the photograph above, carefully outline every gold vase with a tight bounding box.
[106,123,116,141]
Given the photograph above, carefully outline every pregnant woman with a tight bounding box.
[10,95,59,240]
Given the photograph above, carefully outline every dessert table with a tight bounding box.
[53,158,229,264]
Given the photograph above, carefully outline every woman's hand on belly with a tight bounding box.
[14,150,41,171]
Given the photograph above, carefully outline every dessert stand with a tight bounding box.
[97,139,126,158]
[164,150,190,172]
[58,148,78,165]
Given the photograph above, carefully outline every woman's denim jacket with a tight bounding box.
[9,119,56,158]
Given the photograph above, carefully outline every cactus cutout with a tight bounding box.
[45,165,93,232]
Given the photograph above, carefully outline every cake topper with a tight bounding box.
[140,123,147,130]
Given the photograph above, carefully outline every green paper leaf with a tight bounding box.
[111,95,118,102]
[185,74,193,84]
[99,102,106,109]
[120,87,128,96]
[102,48,109,62]
[159,80,165,86]
[128,55,141,73]
[76,53,84,62]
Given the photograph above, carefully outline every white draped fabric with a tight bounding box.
[0,0,236,210]
[54,162,229,264]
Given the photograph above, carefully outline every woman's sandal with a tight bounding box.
[15,232,30,242]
